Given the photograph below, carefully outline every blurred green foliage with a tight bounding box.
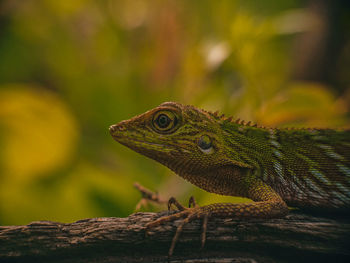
[0,0,349,225]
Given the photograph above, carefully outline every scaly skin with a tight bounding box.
[109,102,350,255]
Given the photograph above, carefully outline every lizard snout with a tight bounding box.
[109,122,127,135]
[109,125,117,133]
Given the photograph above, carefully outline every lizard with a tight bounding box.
[109,101,350,255]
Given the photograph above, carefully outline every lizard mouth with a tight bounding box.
[109,123,194,159]
[114,136,166,148]
[109,124,174,152]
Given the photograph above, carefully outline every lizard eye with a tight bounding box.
[152,111,178,133]
[157,114,170,128]
[198,135,213,154]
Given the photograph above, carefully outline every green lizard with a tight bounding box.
[109,102,350,255]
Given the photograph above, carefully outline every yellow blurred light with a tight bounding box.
[0,84,79,181]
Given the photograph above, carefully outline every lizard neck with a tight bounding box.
[175,165,252,197]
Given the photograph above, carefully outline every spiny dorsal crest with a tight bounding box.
[203,108,259,128]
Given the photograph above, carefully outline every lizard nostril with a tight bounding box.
[109,123,126,134]
[118,125,126,131]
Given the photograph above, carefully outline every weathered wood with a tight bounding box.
[0,211,349,262]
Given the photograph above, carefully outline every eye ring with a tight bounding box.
[152,110,179,133]
[198,135,213,154]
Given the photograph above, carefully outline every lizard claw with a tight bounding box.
[188,196,197,208]
[167,196,198,210]
[168,197,186,211]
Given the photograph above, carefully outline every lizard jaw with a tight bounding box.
[109,123,177,158]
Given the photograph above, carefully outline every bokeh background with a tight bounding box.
[0,0,349,225]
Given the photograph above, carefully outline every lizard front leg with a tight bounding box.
[145,179,288,256]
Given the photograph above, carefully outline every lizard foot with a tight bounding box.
[145,196,210,256]
[133,182,167,210]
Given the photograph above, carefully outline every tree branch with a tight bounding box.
[0,211,349,262]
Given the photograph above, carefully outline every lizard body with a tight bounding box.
[109,102,350,254]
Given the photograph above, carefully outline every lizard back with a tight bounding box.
[222,122,350,211]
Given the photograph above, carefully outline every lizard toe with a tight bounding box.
[145,205,211,256]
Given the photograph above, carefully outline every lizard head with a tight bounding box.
[109,102,251,175]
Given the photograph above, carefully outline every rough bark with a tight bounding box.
[0,211,349,263]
